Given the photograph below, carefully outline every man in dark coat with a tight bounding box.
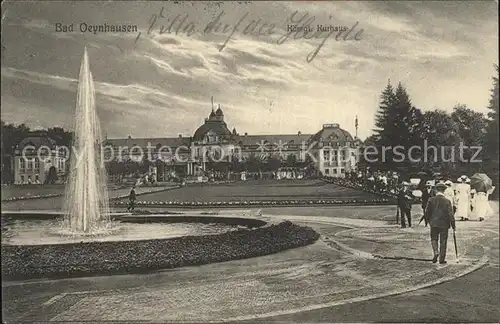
[398,182,413,228]
[419,181,436,226]
[127,185,136,212]
[424,182,456,264]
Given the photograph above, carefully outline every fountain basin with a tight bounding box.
[1,212,319,280]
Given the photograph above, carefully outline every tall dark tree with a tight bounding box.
[483,65,499,190]
[373,82,424,173]
[373,80,396,142]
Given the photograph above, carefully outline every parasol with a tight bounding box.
[469,173,493,193]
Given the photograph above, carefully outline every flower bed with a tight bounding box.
[2,221,319,280]
[112,197,392,208]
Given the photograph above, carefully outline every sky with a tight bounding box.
[1,1,498,140]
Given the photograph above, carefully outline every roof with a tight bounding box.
[309,124,354,145]
[235,134,313,147]
[104,137,191,149]
[17,136,57,150]
[193,121,232,141]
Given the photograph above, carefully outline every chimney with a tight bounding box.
[178,134,182,138]
[298,131,302,135]
[244,132,248,136]
[128,135,132,139]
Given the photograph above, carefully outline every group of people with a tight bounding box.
[398,174,495,264]
[420,175,495,222]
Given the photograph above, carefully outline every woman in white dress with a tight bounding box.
[455,176,471,221]
[475,191,488,221]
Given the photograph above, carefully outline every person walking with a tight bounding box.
[424,182,456,264]
[127,185,137,212]
[398,181,413,228]
[420,180,435,226]
[444,180,457,215]
[455,176,471,221]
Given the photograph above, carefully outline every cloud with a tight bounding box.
[1,1,498,140]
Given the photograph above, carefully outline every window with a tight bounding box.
[35,175,39,182]
[325,168,330,175]
[26,158,33,170]
[34,158,40,171]
[20,158,26,172]
[20,175,24,182]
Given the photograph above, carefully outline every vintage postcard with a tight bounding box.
[1,1,498,323]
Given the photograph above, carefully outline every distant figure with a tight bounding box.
[444,180,456,215]
[455,176,471,221]
[398,182,413,228]
[127,185,136,212]
[420,181,435,226]
[424,182,456,264]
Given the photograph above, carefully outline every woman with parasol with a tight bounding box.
[469,173,493,221]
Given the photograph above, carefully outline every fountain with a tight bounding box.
[1,47,316,281]
[61,46,112,235]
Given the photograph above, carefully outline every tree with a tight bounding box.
[451,104,487,174]
[45,166,58,184]
[245,154,264,173]
[419,110,461,173]
[285,154,297,168]
[483,64,499,190]
[373,80,396,143]
[1,121,32,183]
[47,127,73,147]
[266,156,281,171]
[372,82,424,172]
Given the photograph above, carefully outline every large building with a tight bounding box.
[104,106,362,178]
[11,106,361,182]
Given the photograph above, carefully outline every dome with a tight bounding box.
[310,124,354,144]
[193,121,231,141]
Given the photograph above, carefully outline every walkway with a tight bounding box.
[2,204,498,322]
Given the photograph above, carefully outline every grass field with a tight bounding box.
[1,180,384,211]
[124,180,382,203]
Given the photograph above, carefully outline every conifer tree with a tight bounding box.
[373,80,396,143]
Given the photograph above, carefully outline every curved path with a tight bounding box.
[2,204,498,322]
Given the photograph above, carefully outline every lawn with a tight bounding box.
[1,185,66,200]
[126,180,382,203]
[2,180,384,211]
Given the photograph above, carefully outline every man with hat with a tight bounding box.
[424,182,456,264]
[420,180,436,226]
[397,181,413,228]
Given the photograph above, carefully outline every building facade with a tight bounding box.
[104,107,362,178]
[11,107,361,181]
[13,136,68,184]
